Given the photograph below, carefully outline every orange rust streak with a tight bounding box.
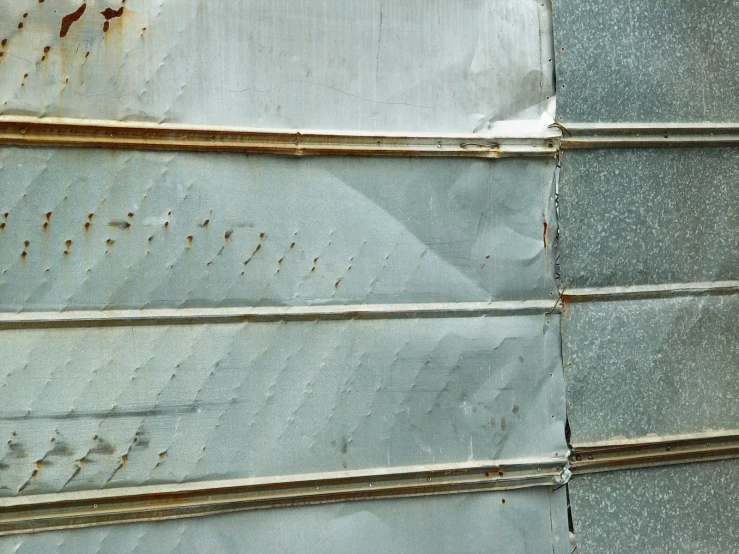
[60,4,87,38]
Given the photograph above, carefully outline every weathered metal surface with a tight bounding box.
[563,294,739,443]
[569,459,739,554]
[0,458,570,536]
[558,148,739,288]
[0,488,570,553]
[560,122,739,148]
[553,0,739,123]
[0,148,558,309]
[0,314,567,496]
[0,0,555,134]
[564,281,739,303]
[570,430,739,475]
[0,117,560,158]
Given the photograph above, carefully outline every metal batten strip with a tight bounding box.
[0,300,558,328]
[562,280,739,302]
[558,122,739,148]
[0,117,558,158]
[569,430,739,475]
[0,458,568,536]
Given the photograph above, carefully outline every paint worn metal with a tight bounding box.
[553,0,739,123]
[0,0,555,135]
[0,148,558,310]
[558,148,739,288]
[0,488,571,554]
[0,315,566,496]
[570,459,739,554]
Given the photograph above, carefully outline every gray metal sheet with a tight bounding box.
[0,148,558,309]
[553,0,739,122]
[0,488,570,554]
[558,148,739,288]
[570,459,739,554]
[564,294,739,443]
[0,0,555,134]
[0,314,566,495]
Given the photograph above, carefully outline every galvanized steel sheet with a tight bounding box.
[570,459,739,554]
[0,314,566,495]
[0,148,558,309]
[558,148,739,288]
[553,0,739,122]
[0,488,570,554]
[0,0,555,134]
[563,294,739,443]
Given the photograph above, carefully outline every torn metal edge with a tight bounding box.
[0,457,569,536]
[0,117,559,158]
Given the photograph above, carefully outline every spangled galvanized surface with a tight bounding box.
[0,148,558,310]
[553,0,739,122]
[0,488,570,554]
[558,148,739,288]
[0,314,566,496]
[570,459,739,554]
[564,294,739,443]
[0,0,555,134]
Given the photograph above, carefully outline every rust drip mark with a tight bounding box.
[103,21,109,32]
[200,219,210,227]
[187,235,193,245]
[60,4,86,38]
[543,222,548,250]
[224,230,232,241]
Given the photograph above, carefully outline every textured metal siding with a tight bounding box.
[0,0,554,134]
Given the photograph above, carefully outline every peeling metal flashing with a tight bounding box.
[0,118,559,158]
[0,458,569,536]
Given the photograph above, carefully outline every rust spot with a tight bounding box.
[259,232,265,240]
[0,223,5,230]
[290,242,296,249]
[23,73,28,79]
[106,238,115,246]
[201,219,209,227]
[21,251,27,259]
[277,257,284,265]
[187,235,193,245]
[60,4,87,38]
[18,23,23,30]
[23,13,28,18]
[120,454,128,465]
[148,236,154,242]
[163,221,169,228]
[24,240,30,247]
[84,222,90,230]
[224,231,232,240]
[254,243,261,252]
[41,56,45,61]
[1,40,7,47]
[42,222,48,230]
[103,21,109,32]
[543,222,548,249]
[39,0,45,3]
[65,239,72,248]
[88,213,94,220]
[0,53,3,58]
[101,7,124,20]
[85,51,90,58]
[334,279,341,288]
[313,257,318,264]
[501,498,506,504]
[127,212,134,218]
[44,46,51,53]
[45,211,52,221]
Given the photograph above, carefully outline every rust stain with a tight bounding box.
[224,231,232,240]
[1,40,7,47]
[103,21,109,33]
[23,13,28,18]
[60,4,87,38]
[101,7,124,20]
[543,221,548,250]
[44,46,51,53]
[18,23,23,30]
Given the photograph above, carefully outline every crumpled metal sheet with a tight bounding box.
[0,488,570,554]
[558,148,739,288]
[0,0,555,134]
[0,314,566,496]
[563,295,739,443]
[553,0,739,122]
[570,459,739,554]
[0,148,558,310]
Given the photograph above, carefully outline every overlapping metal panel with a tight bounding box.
[0,0,555,134]
[0,488,570,554]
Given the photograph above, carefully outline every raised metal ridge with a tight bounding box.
[562,280,739,303]
[0,458,568,536]
[569,430,739,475]
[0,300,559,328]
[557,122,739,148]
[0,117,558,158]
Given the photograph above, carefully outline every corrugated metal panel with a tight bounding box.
[0,488,570,554]
[553,0,739,122]
[0,0,555,134]
[570,459,739,554]
[0,149,558,309]
[0,314,566,496]
[563,295,739,443]
[558,148,739,288]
